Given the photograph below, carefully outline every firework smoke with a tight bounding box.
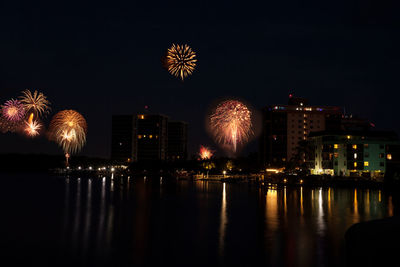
[209,100,252,154]
[48,110,87,154]
[0,117,21,133]
[164,44,197,81]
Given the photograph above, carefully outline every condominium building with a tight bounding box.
[259,94,342,167]
[111,113,188,162]
[308,130,398,179]
[167,121,188,161]
[133,114,168,161]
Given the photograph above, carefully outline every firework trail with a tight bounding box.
[209,100,252,153]
[164,44,197,81]
[1,99,26,122]
[48,110,87,155]
[19,89,51,118]
[199,145,213,160]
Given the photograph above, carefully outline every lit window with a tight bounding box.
[364,161,369,167]
[387,154,392,160]
[334,144,338,149]
[138,135,142,139]
[352,144,357,149]
[155,135,158,139]
[354,153,357,159]
[138,115,145,119]
[149,135,153,139]
[143,135,146,138]
[354,162,357,168]
[347,135,351,139]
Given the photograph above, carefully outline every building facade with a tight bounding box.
[309,131,398,179]
[134,114,169,161]
[111,113,188,162]
[167,121,188,161]
[259,94,342,167]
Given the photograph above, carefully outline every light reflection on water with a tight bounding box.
[218,182,227,263]
[0,174,395,267]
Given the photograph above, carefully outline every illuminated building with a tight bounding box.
[167,121,188,161]
[259,94,342,167]
[308,130,399,179]
[134,114,169,161]
[111,115,134,162]
[111,113,188,162]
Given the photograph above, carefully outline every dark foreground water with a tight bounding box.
[0,173,395,267]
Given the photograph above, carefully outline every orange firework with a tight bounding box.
[164,44,197,80]
[48,110,87,155]
[199,145,214,160]
[209,100,252,153]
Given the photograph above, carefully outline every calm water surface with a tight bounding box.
[0,173,394,266]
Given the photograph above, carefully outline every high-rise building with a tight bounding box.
[111,112,188,162]
[259,94,342,167]
[134,113,169,161]
[168,121,188,161]
[111,115,134,163]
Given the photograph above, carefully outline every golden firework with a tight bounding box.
[48,110,87,154]
[209,100,253,153]
[24,119,42,137]
[164,44,197,80]
[19,89,51,118]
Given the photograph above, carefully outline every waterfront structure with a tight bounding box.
[308,130,398,179]
[133,113,168,161]
[111,115,134,162]
[259,94,342,167]
[111,113,188,162]
[167,121,188,161]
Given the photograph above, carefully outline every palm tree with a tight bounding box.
[202,161,216,178]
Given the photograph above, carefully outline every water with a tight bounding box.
[0,173,394,266]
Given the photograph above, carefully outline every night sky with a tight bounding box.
[0,1,399,158]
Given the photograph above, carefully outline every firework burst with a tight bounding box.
[199,145,214,160]
[24,119,42,137]
[164,44,197,81]
[1,99,26,122]
[209,100,252,153]
[19,89,51,118]
[48,110,87,154]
